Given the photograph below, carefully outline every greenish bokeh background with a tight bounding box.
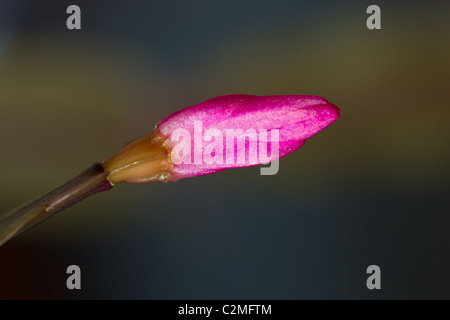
[0,0,449,299]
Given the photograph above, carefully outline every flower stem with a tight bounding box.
[0,163,112,246]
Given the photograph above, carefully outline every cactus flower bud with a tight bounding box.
[103,94,340,184]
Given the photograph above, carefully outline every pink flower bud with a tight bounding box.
[103,94,340,184]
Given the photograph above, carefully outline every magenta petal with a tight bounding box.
[157,94,340,179]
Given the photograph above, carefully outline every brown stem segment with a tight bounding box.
[0,163,112,246]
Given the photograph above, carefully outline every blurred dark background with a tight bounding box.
[0,0,449,299]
